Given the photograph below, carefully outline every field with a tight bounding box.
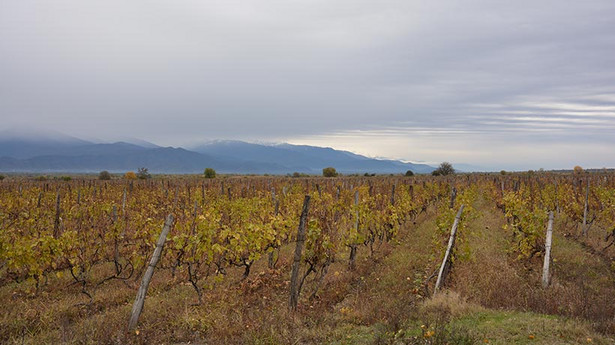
[1,173,615,344]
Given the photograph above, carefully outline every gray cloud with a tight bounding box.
[1,0,614,170]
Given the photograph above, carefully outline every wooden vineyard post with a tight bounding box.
[53,192,61,239]
[390,184,396,205]
[582,178,590,236]
[349,190,359,270]
[268,189,280,269]
[555,181,559,214]
[128,214,174,330]
[542,211,554,288]
[434,204,464,295]
[289,195,311,312]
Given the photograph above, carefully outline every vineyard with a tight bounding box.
[1,173,615,344]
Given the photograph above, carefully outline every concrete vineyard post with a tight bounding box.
[542,211,554,288]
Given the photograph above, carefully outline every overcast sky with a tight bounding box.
[1,0,614,170]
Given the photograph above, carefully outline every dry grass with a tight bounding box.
[2,192,615,344]
[451,194,615,335]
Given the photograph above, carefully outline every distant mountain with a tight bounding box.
[191,140,434,174]
[0,132,435,174]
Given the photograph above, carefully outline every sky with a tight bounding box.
[1,0,614,171]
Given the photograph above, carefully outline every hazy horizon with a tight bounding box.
[2,1,614,171]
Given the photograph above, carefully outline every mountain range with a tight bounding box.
[0,131,435,174]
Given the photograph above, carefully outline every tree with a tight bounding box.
[405,170,414,177]
[204,168,216,178]
[573,165,584,175]
[432,162,455,176]
[99,170,112,180]
[322,167,338,177]
[0,175,5,181]
[124,171,137,180]
[137,167,151,179]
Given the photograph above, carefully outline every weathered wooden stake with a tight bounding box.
[289,195,311,312]
[268,191,280,269]
[582,179,590,236]
[53,192,61,238]
[555,182,559,214]
[122,189,127,215]
[542,211,554,288]
[201,183,205,204]
[390,184,396,205]
[434,204,464,295]
[449,186,457,209]
[128,214,174,330]
[349,190,360,270]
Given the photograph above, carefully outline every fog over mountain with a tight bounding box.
[1,1,614,171]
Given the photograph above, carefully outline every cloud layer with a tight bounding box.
[1,0,614,170]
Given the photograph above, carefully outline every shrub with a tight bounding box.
[322,167,338,177]
[34,176,47,181]
[0,175,5,180]
[500,170,507,175]
[432,162,455,176]
[60,176,72,181]
[124,171,137,180]
[137,167,151,179]
[573,165,584,175]
[405,170,414,177]
[99,170,112,180]
[204,168,216,178]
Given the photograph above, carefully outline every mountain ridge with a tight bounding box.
[0,132,435,174]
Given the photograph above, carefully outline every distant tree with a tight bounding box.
[124,171,137,180]
[322,167,338,177]
[137,167,151,179]
[0,175,5,181]
[405,170,414,177]
[99,170,112,180]
[500,170,507,175]
[204,168,216,178]
[60,176,72,181]
[432,162,455,176]
[573,165,584,175]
